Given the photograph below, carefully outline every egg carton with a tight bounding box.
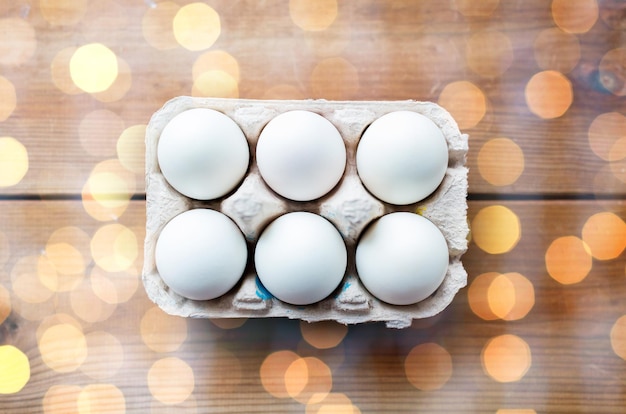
[143,97,468,329]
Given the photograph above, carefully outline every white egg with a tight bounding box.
[254,212,347,305]
[158,108,249,200]
[256,110,346,201]
[356,110,448,205]
[155,209,248,301]
[355,212,449,305]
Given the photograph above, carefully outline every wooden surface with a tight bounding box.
[1,0,625,413]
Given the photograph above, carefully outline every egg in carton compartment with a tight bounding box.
[143,96,468,329]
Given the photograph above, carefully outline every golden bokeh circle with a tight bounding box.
[477,138,525,186]
[70,280,117,323]
[142,1,180,51]
[91,56,133,103]
[70,43,119,94]
[38,323,88,373]
[141,306,188,353]
[0,283,10,325]
[306,392,361,414]
[551,0,599,34]
[533,28,581,74]
[173,3,221,51]
[545,236,593,284]
[51,47,83,95]
[77,384,126,414]
[91,223,138,272]
[90,265,139,305]
[0,76,16,122]
[438,81,487,130]
[610,315,626,361]
[81,331,124,380]
[209,318,247,329]
[466,30,514,78]
[43,385,82,414]
[482,334,531,382]
[525,70,573,119]
[193,50,240,83]
[79,109,125,158]
[489,273,535,321]
[404,343,453,391]
[285,356,332,404]
[260,350,301,399]
[587,112,626,162]
[468,272,501,321]
[581,212,626,260]
[82,158,136,221]
[310,57,359,100]
[300,321,348,349]
[0,137,29,187]
[496,410,537,414]
[148,357,195,405]
[117,125,147,175]
[599,47,626,97]
[44,242,85,292]
[471,205,521,254]
[40,0,88,26]
[11,255,55,304]
[289,0,338,31]
[453,0,499,17]
[0,345,30,394]
[0,18,37,66]
[192,70,239,98]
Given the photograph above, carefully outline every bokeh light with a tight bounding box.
[453,0,499,16]
[533,28,580,74]
[0,345,30,394]
[310,57,359,100]
[117,124,147,175]
[148,357,195,405]
[79,109,125,158]
[545,236,592,284]
[306,393,361,414]
[91,57,132,103]
[477,138,525,186]
[404,343,453,391]
[193,50,240,83]
[11,255,55,304]
[285,356,333,404]
[0,76,16,121]
[496,410,536,414]
[610,315,626,360]
[551,0,598,34]
[581,212,626,260]
[0,231,8,268]
[40,0,87,26]
[141,306,188,353]
[260,350,301,399]
[192,70,239,98]
[90,265,139,305]
[525,70,573,119]
[43,385,82,414]
[173,3,221,51]
[81,331,124,380]
[0,18,37,66]
[466,30,514,77]
[51,47,83,95]
[489,273,535,320]
[468,272,501,320]
[471,205,521,254]
[438,81,487,130]
[0,137,29,187]
[469,272,534,320]
[300,321,348,349]
[91,223,138,272]
[77,384,126,414]
[43,242,84,292]
[0,284,9,325]
[209,318,247,329]
[82,159,136,221]
[38,322,88,373]
[289,0,338,31]
[587,112,626,162]
[70,279,117,323]
[142,1,180,50]
[482,334,531,382]
[598,47,626,97]
[70,43,119,94]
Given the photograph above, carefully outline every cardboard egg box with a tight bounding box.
[143,97,468,329]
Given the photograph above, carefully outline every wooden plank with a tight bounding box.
[0,200,625,412]
[0,1,624,196]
